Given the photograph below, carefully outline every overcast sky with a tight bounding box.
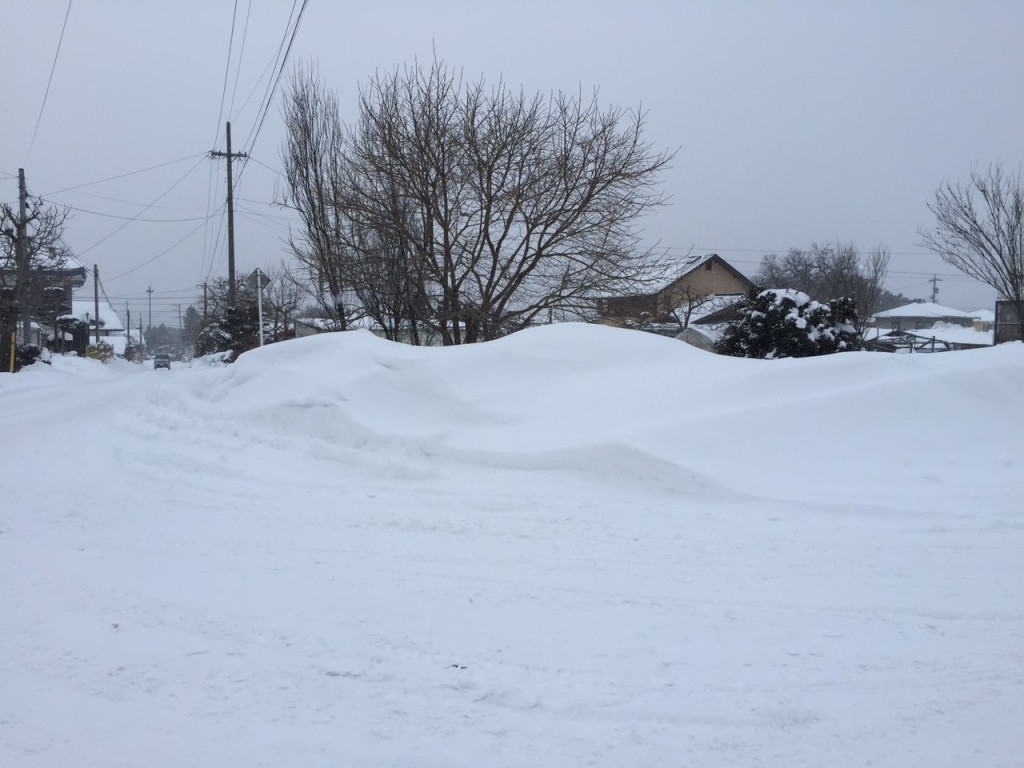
[3,1,1022,328]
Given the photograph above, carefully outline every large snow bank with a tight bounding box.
[2,324,1022,767]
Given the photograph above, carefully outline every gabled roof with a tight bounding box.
[659,253,754,293]
[70,299,124,332]
[872,302,974,320]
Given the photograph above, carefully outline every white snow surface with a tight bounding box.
[2,324,1023,767]
[872,302,976,320]
[907,323,994,347]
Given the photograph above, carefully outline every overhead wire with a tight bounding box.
[26,0,74,161]
[42,153,207,196]
[75,155,207,257]
[228,0,254,119]
[239,0,310,164]
[46,188,207,213]
[212,0,241,144]
[105,211,219,282]
[44,202,215,223]
[237,0,300,153]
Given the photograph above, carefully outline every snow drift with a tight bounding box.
[2,324,1022,767]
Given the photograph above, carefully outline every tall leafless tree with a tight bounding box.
[920,163,1024,339]
[281,58,675,345]
[280,63,352,327]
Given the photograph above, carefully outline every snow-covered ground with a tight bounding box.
[2,325,1022,767]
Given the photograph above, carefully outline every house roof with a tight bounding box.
[970,309,995,322]
[689,293,746,324]
[872,302,975,320]
[661,253,754,291]
[69,299,124,332]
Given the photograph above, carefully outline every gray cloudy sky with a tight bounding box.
[3,1,1022,327]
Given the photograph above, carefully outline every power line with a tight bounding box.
[244,154,285,178]
[213,0,241,144]
[44,202,215,223]
[228,0,254,119]
[75,156,207,257]
[42,153,207,196]
[26,0,74,161]
[105,214,215,282]
[45,187,207,213]
[240,0,310,160]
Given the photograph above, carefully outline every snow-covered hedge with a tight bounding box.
[715,288,861,359]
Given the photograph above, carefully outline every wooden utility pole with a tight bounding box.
[210,122,247,307]
[930,274,942,303]
[203,281,208,321]
[147,285,153,330]
[15,169,29,345]
[93,265,100,343]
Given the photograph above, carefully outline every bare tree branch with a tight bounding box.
[920,163,1024,338]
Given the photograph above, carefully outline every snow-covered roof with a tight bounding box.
[872,302,975,320]
[969,309,995,322]
[688,293,745,323]
[70,299,124,332]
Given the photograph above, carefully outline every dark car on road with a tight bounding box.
[154,353,171,370]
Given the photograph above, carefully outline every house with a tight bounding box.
[0,258,88,347]
[69,298,125,338]
[596,254,754,327]
[969,309,995,332]
[870,302,975,332]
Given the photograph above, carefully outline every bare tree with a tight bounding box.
[264,262,305,340]
[282,58,675,345]
[0,196,71,345]
[280,63,351,326]
[920,163,1024,338]
[757,242,889,331]
[669,285,717,330]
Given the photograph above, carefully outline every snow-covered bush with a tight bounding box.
[715,288,861,359]
[195,322,233,357]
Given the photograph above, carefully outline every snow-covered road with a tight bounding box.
[3,326,1022,767]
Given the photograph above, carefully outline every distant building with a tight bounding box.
[871,302,975,332]
[596,254,754,327]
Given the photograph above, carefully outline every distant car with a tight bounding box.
[154,353,171,370]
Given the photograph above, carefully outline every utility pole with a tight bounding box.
[930,274,942,303]
[126,305,131,346]
[147,285,153,331]
[210,122,247,307]
[93,265,100,344]
[203,281,208,321]
[15,169,29,345]
[177,304,183,355]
